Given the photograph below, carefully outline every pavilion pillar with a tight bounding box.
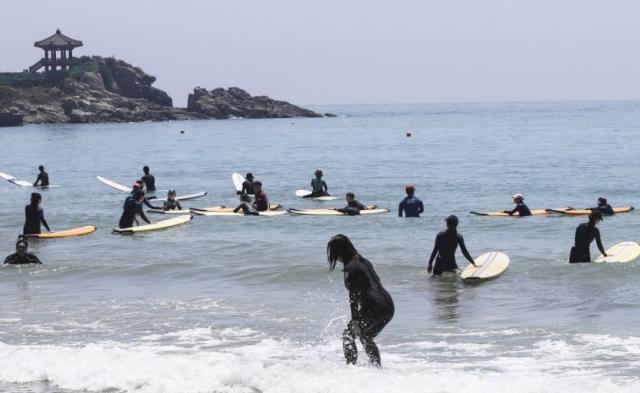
[44,49,49,72]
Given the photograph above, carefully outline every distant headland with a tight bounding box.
[0,29,331,125]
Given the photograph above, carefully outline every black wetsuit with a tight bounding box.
[308,177,328,197]
[233,202,259,215]
[254,191,269,211]
[141,174,156,192]
[428,229,474,275]
[119,198,150,229]
[569,222,606,263]
[593,204,615,216]
[163,199,182,211]
[338,200,366,215]
[342,255,394,366]
[506,202,532,216]
[34,171,49,187]
[4,252,42,265]
[241,180,254,195]
[126,192,160,210]
[23,204,50,235]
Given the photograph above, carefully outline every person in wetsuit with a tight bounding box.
[427,215,476,275]
[23,192,51,235]
[33,165,49,187]
[241,173,255,195]
[337,192,367,215]
[163,190,182,211]
[589,197,615,216]
[398,184,424,217]
[569,211,607,263]
[233,194,260,215]
[252,181,269,211]
[327,234,394,366]
[307,169,329,197]
[141,166,156,192]
[119,190,151,228]
[4,239,42,265]
[504,193,532,216]
[127,181,161,210]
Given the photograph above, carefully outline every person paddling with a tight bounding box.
[569,211,607,263]
[427,215,476,275]
[337,192,367,215]
[589,197,615,216]
[504,193,532,216]
[398,184,424,217]
[327,234,394,366]
[4,239,42,265]
[33,165,49,187]
[23,192,51,235]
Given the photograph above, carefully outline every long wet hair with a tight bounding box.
[30,192,42,206]
[327,234,358,271]
[588,210,603,226]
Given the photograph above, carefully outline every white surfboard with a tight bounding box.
[113,214,192,233]
[287,207,388,216]
[0,172,33,187]
[147,209,193,215]
[232,173,244,192]
[96,176,132,192]
[295,189,337,201]
[595,242,640,263]
[151,192,207,202]
[460,252,510,280]
[190,209,287,217]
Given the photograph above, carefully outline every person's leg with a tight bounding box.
[343,325,358,364]
[359,309,394,366]
[359,333,381,366]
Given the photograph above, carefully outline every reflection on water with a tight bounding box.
[430,274,461,322]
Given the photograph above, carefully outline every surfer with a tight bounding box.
[337,192,367,215]
[569,211,607,263]
[504,193,532,216]
[398,184,424,217]
[233,194,260,215]
[241,173,255,195]
[23,192,51,235]
[4,239,42,265]
[327,234,394,366]
[589,197,615,216]
[307,169,329,197]
[252,181,269,211]
[128,181,161,210]
[141,166,156,192]
[163,190,182,211]
[33,165,49,187]
[427,215,476,275]
[119,190,151,228]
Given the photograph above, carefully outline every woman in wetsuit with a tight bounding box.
[427,215,476,275]
[327,234,394,366]
[569,211,607,263]
[119,190,151,229]
[23,192,51,235]
[505,193,532,216]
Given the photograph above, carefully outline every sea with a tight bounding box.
[1,101,640,393]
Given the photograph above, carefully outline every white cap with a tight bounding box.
[512,193,524,200]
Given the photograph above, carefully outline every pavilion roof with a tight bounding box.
[34,29,83,49]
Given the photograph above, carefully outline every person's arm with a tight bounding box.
[33,174,41,186]
[458,235,476,265]
[137,204,151,224]
[39,209,51,232]
[595,228,607,256]
[427,236,439,273]
[322,180,328,194]
[418,200,424,214]
[356,201,366,210]
[3,255,12,264]
[505,206,518,216]
[398,200,405,217]
[233,203,242,213]
[28,254,42,264]
[143,198,161,210]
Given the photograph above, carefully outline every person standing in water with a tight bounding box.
[127,181,161,210]
[241,173,255,195]
[307,169,329,197]
[252,181,269,211]
[4,239,42,265]
[141,166,156,192]
[569,211,607,263]
[119,190,151,228]
[163,190,182,211]
[504,193,532,216]
[327,234,394,366]
[33,165,49,187]
[398,184,424,217]
[23,192,51,235]
[427,215,476,275]
[589,197,615,216]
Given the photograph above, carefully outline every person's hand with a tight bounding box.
[427,263,433,274]
[603,253,608,257]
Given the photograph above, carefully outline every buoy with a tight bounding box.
[406,132,412,137]
[180,130,185,134]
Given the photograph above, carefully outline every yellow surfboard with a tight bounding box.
[28,226,97,239]
[470,208,572,217]
[549,207,634,216]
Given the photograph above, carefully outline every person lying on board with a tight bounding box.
[588,197,615,216]
[337,192,367,215]
[119,190,151,229]
[233,194,260,216]
[427,215,476,275]
[33,165,49,187]
[4,239,42,265]
[504,193,532,216]
[163,190,182,211]
[23,192,51,235]
[307,169,330,197]
[569,211,607,263]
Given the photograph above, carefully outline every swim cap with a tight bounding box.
[405,184,415,194]
[445,215,459,227]
[512,193,524,200]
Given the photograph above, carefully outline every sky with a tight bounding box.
[2,0,640,106]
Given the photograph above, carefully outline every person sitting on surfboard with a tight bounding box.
[140,165,156,192]
[336,192,367,215]
[241,173,255,195]
[589,197,615,216]
[252,181,269,211]
[119,190,151,229]
[4,239,42,265]
[327,234,394,367]
[128,181,161,210]
[163,190,182,211]
[33,165,49,187]
[23,192,51,235]
[398,184,424,217]
[504,194,532,216]
[427,215,476,275]
[569,211,607,263]
[233,194,260,216]
[307,169,329,197]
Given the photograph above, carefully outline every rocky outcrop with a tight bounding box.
[187,87,322,119]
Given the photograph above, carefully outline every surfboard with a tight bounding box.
[0,172,33,187]
[548,207,634,216]
[26,225,97,239]
[151,192,207,202]
[96,176,132,192]
[113,215,193,234]
[595,242,640,263]
[232,173,244,192]
[190,209,288,217]
[147,209,193,215]
[288,207,389,216]
[190,204,281,212]
[295,189,337,201]
[460,252,510,280]
[470,208,571,217]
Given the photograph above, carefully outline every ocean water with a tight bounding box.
[1,101,640,392]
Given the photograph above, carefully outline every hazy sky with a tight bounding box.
[3,0,639,106]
